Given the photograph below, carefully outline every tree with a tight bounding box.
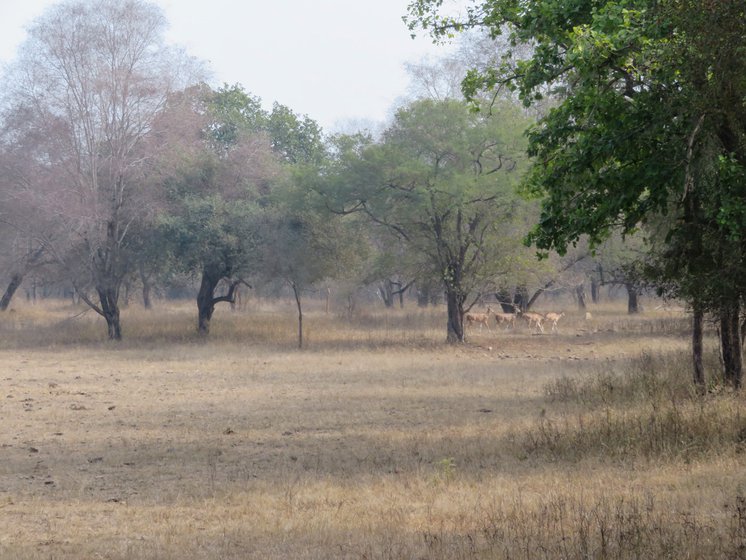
[326,99,530,343]
[593,232,651,315]
[0,110,56,311]
[153,85,278,335]
[267,103,326,166]
[258,205,361,349]
[1,0,200,339]
[408,0,746,385]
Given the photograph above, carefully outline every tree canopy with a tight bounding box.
[407,0,746,384]
[324,98,532,342]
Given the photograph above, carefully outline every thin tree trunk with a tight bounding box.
[0,272,24,311]
[139,263,152,309]
[575,284,587,311]
[720,302,743,388]
[417,285,430,307]
[292,282,303,349]
[142,282,152,310]
[591,277,599,304]
[692,306,705,390]
[626,283,640,314]
[379,279,395,308]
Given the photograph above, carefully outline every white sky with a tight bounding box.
[0,0,456,132]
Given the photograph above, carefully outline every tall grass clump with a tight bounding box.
[406,492,746,560]
[523,351,746,463]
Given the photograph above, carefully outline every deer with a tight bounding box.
[465,306,493,331]
[544,311,565,333]
[494,311,517,329]
[520,311,545,333]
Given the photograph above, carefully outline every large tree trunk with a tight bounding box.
[445,288,465,343]
[495,288,514,313]
[97,284,122,340]
[720,302,743,388]
[513,286,529,313]
[0,272,24,311]
[626,283,640,314]
[379,279,395,308]
[197,271,220,335]
[692,306,705,390]
[196,271,243,335]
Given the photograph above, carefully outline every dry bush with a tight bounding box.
[531,351,746,463]
[410,492,746,560]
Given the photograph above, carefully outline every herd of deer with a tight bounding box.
[465,306,565,334]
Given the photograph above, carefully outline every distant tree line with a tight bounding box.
[0,0,660,349]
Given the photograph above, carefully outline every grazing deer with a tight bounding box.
[520,311,545,333]
[465,306,493,331]
[544,311,565,333]
[494,311,517,330]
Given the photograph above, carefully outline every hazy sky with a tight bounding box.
[0,0,456,132]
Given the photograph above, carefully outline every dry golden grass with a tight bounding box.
[0,298,744,558]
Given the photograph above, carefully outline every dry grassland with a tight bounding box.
[0,299,745,559]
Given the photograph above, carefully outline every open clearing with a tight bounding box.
[1,301,745,558]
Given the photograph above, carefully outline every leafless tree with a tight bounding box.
[2,0,202,338]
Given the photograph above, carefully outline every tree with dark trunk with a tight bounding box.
[1,0,200,339]
[408,0,746,383]
[0,242,47,311]
[291,282,304,350]
[692,306,705,390]
[719,301,743,389]
[575,285,587,312]
[0,274,24,312]
[445,279,467,343]
[625,284,640,315]
[197,273,244,335]
[326,99,530,343]
[154,85,280,335]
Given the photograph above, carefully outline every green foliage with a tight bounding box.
[408,0,745,245]
[322,98,532,340]
[268,103,327,165]
[159,194,260,280]
[262,161,368,288]
[207,83,267,148]
[206,84,327,166]
[408,0,746,360]
[153,84,281,298]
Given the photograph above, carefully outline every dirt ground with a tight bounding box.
[2,303,739,559]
